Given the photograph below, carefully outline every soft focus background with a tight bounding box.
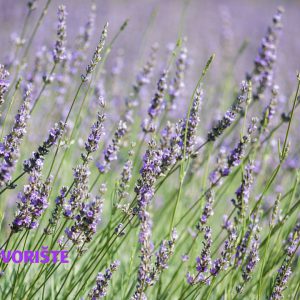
[0,0,299,92]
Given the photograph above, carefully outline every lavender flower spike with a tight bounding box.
[97,120,127,173]
[270,221,300,299]
[65,190,104,250]
[0,84,32,188]
[125,44,158,124]
[259,85,279,133]
[142,70,168,133]
[252,7,284,100]
[232,160,254,223]
[88,260,120,299]
[132,140,163,300]
[197,189,214,229]
[181,88,203,155]
[75,2,96,56]
[207,81,249,142]
[63,164,90,218]
[187,226,212,285]
[0,64,9,110]
[23,121,65,173]
[148,228,178,286]
[236,233,260,293]
[53,5,67,63]
[82,22,108,81]
[85,112,106,154]
[168,46,188,111]
[11,159,51,232]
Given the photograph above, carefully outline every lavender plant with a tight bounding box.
[0,2,299,300]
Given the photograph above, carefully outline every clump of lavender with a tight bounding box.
[207,81,249,142]
[23,121,65,173]
[232,161,254,223]
[88,260,120,299]
[97,120,127,173]
[180,88,203,155]
[0,64,9,111]
[270,221,300,299]
[11,159,51,232]
[251,7,284,100]
[142,70,168,133]
[168,46,188,111]
[53,5,67,64]
[81,22,108,81]
[0,84,32,188]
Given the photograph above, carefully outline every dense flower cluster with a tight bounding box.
[0,84,32,187]
[11,159,51,232]
[65,191,104,250]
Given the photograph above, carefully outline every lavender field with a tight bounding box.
[0,0,300,299]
